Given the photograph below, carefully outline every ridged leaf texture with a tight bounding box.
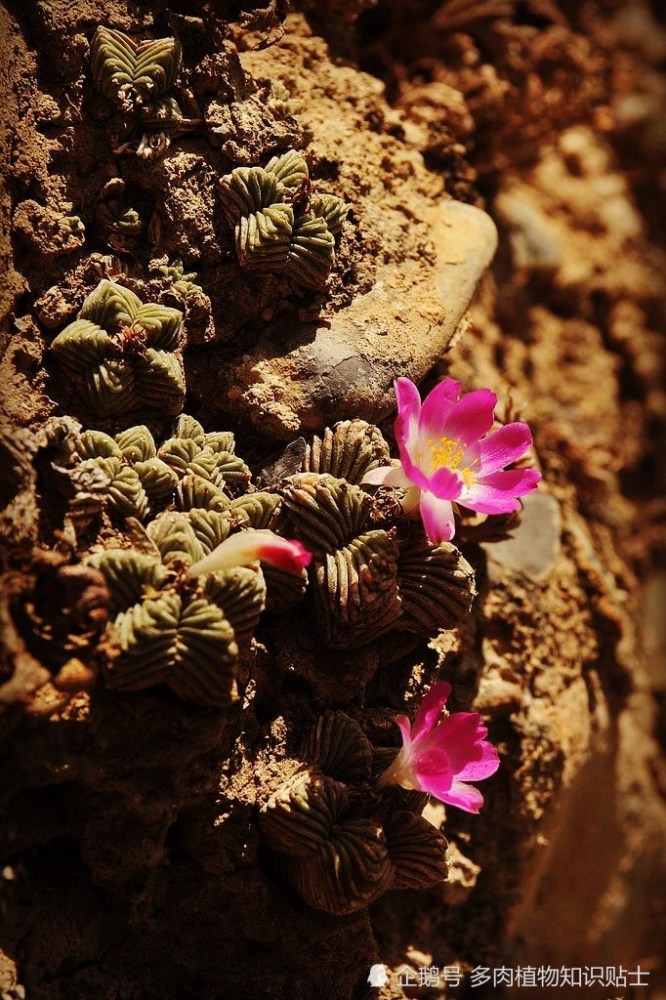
[204,567,266,649]
[90,549,167,616]
[382,811,449,891]
[282,474,371,553]
[50,280,184,418]
[78,429,122,460]
[308,194,347,235]
[175,475,230,513]
[303,420,390,484]
[217,151,346,289]
[229,492,283,530]
[173,414,206,445]
[91,27,182,111]
[260,770,393,914]
[134,349,185,414]
[73,425,178,519]
[264,150,310,190]
[106,591,237,708]
[79,279,131,325]
[397,541,476,634]
[186,447,250,495]
[260,770,350,859]
[134,458,180,503]
[158,437,200,475]
[313,529,402,648]
[187,509,233,554]
[262,562,308,614]
[83,456,149,520]
[218,168,287,225]
[286,816,393,914]
[74,279,183,349]
[115,425,156,462]
[158,430,248,496]
[146,512,205,566]
[302,712,373,784]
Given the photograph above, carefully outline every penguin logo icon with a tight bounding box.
[367,964,389,987]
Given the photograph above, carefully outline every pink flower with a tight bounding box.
[187,529,311,578]
[363,377,541,543]
[377,682,500,813]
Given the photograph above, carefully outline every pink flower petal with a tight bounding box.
[187,529,311,578]
[378,682,500,812]
[418,491,456,543]
[257,535,312,574]
[456,741,501,782]
[412,681,452,740]
[361,465,412,488]
[427,713,491,771]
[414,747,455,797]
[472,422,534,476]
[437,388,497,446]
[462,467,541,514]
[395,715,413,745]
[417,378,462,437]
[396,453,463,497]
[441,780,486,814]
[394,377,422,462]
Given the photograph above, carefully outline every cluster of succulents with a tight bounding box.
[90,509,270,707]
[18,19,544,927]
[217,150,348,289]
[276,419,476,646]
[50,278,186,418]
[281,471,475,646]
[54,414,476,711]
[259,712,448,914]
[62,416,254,521]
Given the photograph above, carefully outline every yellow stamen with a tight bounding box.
[422,436,479,489]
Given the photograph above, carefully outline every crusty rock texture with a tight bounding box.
[0,2,664,999]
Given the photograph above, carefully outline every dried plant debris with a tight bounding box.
[11,551,110,673]
[90,26,199,158]
[200,45,302,163]
[0,428,37,511]
[96,178,149,253]
[281,472,475,647]
[217,150,347,289]
[50,279,185,419]
[1,552,109,706]
[90,512,268,707]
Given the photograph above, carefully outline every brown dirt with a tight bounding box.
[1,2,664,999]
